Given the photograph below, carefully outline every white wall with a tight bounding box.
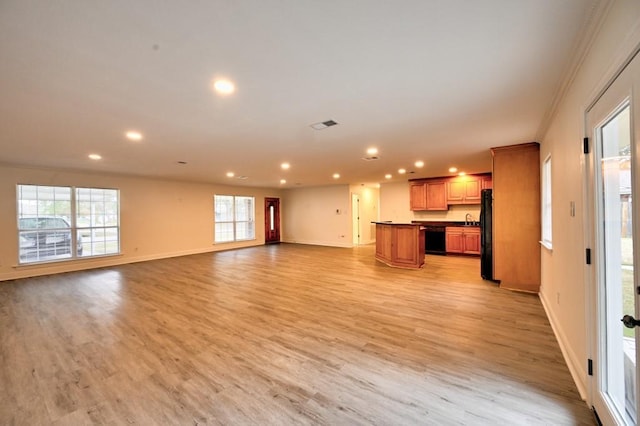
[0,164,282,281]
[379,181,481,223]
[539,0,640,398]
[281,185,352,247]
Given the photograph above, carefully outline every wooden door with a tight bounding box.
[264,198,280,244]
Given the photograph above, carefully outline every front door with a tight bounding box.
[587,51,640,425]
[264,197,280,244]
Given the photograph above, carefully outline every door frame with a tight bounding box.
[264,197,281,244]
[585,47,640,425]
[352,194,360,246]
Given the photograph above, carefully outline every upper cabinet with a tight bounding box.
[409,173,491,211]
[409,180,448,211]
[425,180,448,210]
[446,176,482,204]
[409,182,428,210]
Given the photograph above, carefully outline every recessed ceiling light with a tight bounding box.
[280,179,287,184]
[385,174,392,179]
[226,172,235,178]
[125,131,143,141]
[398,168,406,174]
[415,160,424,168]
[88,154,102,160]
[333,173,340,179]
[213,79,235,95]
[458,172,467,176]
[366,147,378,155]
[449,167,458,173]
[281,162,290,170]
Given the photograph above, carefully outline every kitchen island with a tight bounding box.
[374,222,425,269]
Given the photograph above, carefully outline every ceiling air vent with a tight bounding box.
[362,156,379,161]
[310,120,338,130]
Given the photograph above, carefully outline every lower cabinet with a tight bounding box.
[445,226,480,255]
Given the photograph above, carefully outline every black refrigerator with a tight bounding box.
[480,189,494,280]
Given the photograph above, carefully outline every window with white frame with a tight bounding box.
[541,155,552,248]
[17,184,120,264]
[214,195,255,243]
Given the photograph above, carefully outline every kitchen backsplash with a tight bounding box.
[412,204,481,222]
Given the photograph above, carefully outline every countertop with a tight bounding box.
[411,220,480,227]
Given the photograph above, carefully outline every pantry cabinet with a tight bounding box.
[491,142,540,292]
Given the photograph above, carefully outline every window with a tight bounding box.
[214,195,255,243]
[541,155,552,249]
[76,187,120,257]
[17,184,120,264]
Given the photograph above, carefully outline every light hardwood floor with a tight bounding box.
[1,244,594,425]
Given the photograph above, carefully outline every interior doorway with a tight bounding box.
[352,194,360,246]
[264,197,280,244]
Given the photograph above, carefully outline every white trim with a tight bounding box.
[539,241,553,251]
[540,291,588,400]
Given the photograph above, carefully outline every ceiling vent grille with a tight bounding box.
[362,156,379,161]
[310,120,338,130]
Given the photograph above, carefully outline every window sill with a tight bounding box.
[13,252,122,269]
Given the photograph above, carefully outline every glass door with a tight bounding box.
[587,52,639,425]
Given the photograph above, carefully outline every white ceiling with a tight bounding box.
[0,0,602,188]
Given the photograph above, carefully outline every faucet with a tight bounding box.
[465,213,473,225]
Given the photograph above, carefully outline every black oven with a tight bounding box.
[423,225,446,255]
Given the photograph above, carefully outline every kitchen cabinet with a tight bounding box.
[445,226,480,255]
[425,180,447,210]
[410,180,447,211]
[409,182,427,210]
[491,142,540,292]
[482,176,493,190]
[446,176,482,204]
[410,173,491,210]
[375,222,425,269]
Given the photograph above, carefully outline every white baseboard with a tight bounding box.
[539,291,588,400]
[281,238,353,248]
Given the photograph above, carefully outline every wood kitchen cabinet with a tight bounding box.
[446,176,482,204]
[491,142,540,292]
[375,222,425,269]
[482,176,493,189]
[445,226,480,255]
[410,173,490,210]
[410,180,447,211]
[409,182,427,210]
[425,180,447,210]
